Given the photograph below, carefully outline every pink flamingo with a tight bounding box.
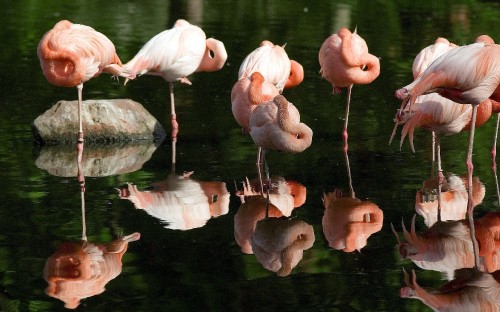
[394,35,500,265]
[122,19,228,139]
[318,27,380,150]
[249,95,313,165]
[238,40,304,92]
[38,20,130,143]
[231,72,279,133]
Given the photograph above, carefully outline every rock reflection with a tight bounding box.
[416,174,485,227]
[401,268,500,311]
[35,142,161,177]
[43,233,140,309]
[233,177,306,254]
[118,171,229,230]
[322,189,383,252]
[252,217,315,277]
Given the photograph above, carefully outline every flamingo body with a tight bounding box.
[412,37,458,79]
[38,20,124,87]
[318,28,380,93]
[396,42,500,107]
[231,72,280,132]
[249,95,312,153]
[123,19,226,82]
[238,40,304,92]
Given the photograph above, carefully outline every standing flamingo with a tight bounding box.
[231,72,280,133]
[395,36,500,268]
[318,27,380,150]
[38,20,129,144]
[238,40,304,92]
[249,95,313,163]
[122,19,228,140]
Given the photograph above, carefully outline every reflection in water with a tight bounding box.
[233,175,313,276]
[234,195,284,254]
[393,212,500,281]
[252,217,315,277]
[43,233,140,309]
[322,189,383,252]
[393,217,475,280]
[475,212,500,273]
[233,177,306,254]
[118,171,229,230]
[44,150,140,309]
[401,268,500,311]
[415,174,485,227]
[35,142,160,177]
[236,176,306,217]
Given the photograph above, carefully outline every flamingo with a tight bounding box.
[394,36,500,266]
[37,20,130,144]
[318,27,380,150]
[122,19,228,139]
[238,40,304,92]
[231,71,279,133]
[249,95,313,164]
[251,217,315,277]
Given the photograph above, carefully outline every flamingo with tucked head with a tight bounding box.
[249,95,313,164]
[319,27,380,150]
[231,72,280,133]
[238,40,304,92]
[38,20,130,143]
[122,19,228,139]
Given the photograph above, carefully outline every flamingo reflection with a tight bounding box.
[252,217,315,277]
[44,156,140,309]
[234,177,306,254]
[118,171,229,230]
[44,233,140,309]
[415,173,485,227]
[401,268,500,311]
[392,212,500,279]
[322,189,383,252]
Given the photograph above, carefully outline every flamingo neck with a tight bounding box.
[195,38,228,72]
[284,60,304,89]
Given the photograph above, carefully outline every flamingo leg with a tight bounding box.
[466,104,480,268]
[343,147,355,198]
[77,83,84,142]
[76,146,87,241]
[342,85,353,154]
[169,81,179,139]
[256,147,263,192]
[436,134,443,222]
[492,113,500,207]
[262,149,271,218]
[171,139,176,174]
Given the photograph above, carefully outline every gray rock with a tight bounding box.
[32,99,166,144]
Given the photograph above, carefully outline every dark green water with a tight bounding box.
[2,1,500,311]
